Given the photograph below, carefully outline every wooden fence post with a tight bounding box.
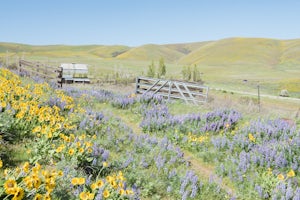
[135,77,140,94]
[57,67,63,88]
[18,59,22,75]
[44,66,48,79]
[257,84,261,112]
[168,81,172,101]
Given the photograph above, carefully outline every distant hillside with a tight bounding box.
[0,43,130,59]
[1,38,300,68]
[178,38,284,66]
[116,44,184,62]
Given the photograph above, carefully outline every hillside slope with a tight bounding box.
[0,43,130,58]
[116,44,184,62]
[1,38,300,67]
[178,38,284,66]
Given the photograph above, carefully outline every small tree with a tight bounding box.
[181,65,192,81]
[192,64,202,82]
[158,57,166,78]
[147,60,156,78]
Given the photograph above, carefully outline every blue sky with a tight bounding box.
[1,0,300,46]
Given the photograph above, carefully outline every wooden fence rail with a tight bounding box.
[135,76,209,104]
[18,59,63,87]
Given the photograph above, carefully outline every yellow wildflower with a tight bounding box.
[120,188,125,195]
[56,146,63,153]
[96,180,104,188]
[91,183,97,190]
[79,191,94,200]
[277,174,285,181]
[287,169,295,178]
[70,134,75,140]
[1,101,6,108]
[85,142,92,148]
[33,193,43,200]
[106,176,114,183]
[126,190,134,195]
[103,162,108,167]
[44,192,51,200]
[119,181,124,188]
[16,111,25,119]
[78,177,85,185]
[68,148,75,156]
[23,162,30,173]
[24,176,33,189]
[4,179,17,195]
[103,189,110,198]
[4,169,9,177]
[79,135,86,140]
[71,178,79,185]
[267,168,272,175]
[57,170,64,176]
[110,180,117,189]
[79,192,89,200]
[0,159,3,168]
[76,141,81,147]
[79,148,84,153]
[47,132,53,139]
[12,187,24,200]
[33,177,41,189]
[64,136,71,143]
[248,133,256,142]
[32,126,41,133]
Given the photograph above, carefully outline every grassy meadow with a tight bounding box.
[0,67,300,199]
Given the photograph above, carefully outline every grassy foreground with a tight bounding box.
[1,68,300,199]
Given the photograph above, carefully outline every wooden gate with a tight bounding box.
[135,77,209,104]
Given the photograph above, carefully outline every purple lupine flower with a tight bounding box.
[95,187,104,200]
[180,179,188,194]
[277,182,286,195]
[167,186,172,193]
[168,169,177,179]
[122,155,133,168]
[255,185,263,198]
[154,154,166,170]
[168,156,177,165]
[286,184,294,200]
[190,183,198,198]
[111,95,136,109]
[92,158,97,166]
[293,187,300,200]
[102,150,109,161]
[182,190,189,200]
[140,157,149,168]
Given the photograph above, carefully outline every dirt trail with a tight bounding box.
[213,87,300,102]
[109,108,236,197]
[183,150,236,196]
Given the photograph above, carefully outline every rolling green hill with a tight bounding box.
[0,43,130,59]
[178,38,283,66]
[2,38,300,67]
[116,44,184,62]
